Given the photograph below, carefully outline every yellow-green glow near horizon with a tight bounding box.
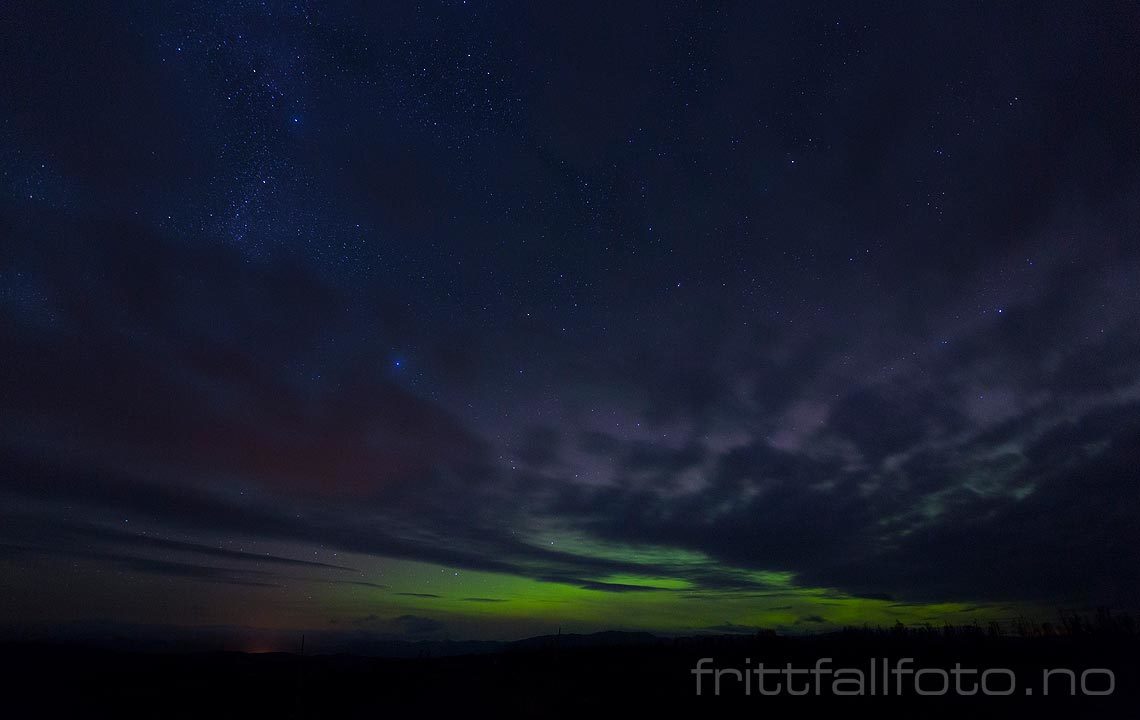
[303,538,1023,641]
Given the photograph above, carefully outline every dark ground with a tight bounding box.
[2,627,1137,718]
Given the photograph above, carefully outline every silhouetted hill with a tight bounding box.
[507,629,660,651]
[2,622,1138,718]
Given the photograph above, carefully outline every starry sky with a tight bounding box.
[2,1,1140,646]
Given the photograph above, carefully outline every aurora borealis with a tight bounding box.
[3,2,1140,649]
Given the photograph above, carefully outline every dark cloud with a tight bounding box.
[0,543,281,589]
[323,580,390,590]
[572,580,667,593]
[796,616,828,625]
[4,195,1140,615]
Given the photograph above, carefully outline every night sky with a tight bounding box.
[3,2,1140,647]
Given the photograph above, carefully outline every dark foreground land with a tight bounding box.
[3,626,1138,718]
